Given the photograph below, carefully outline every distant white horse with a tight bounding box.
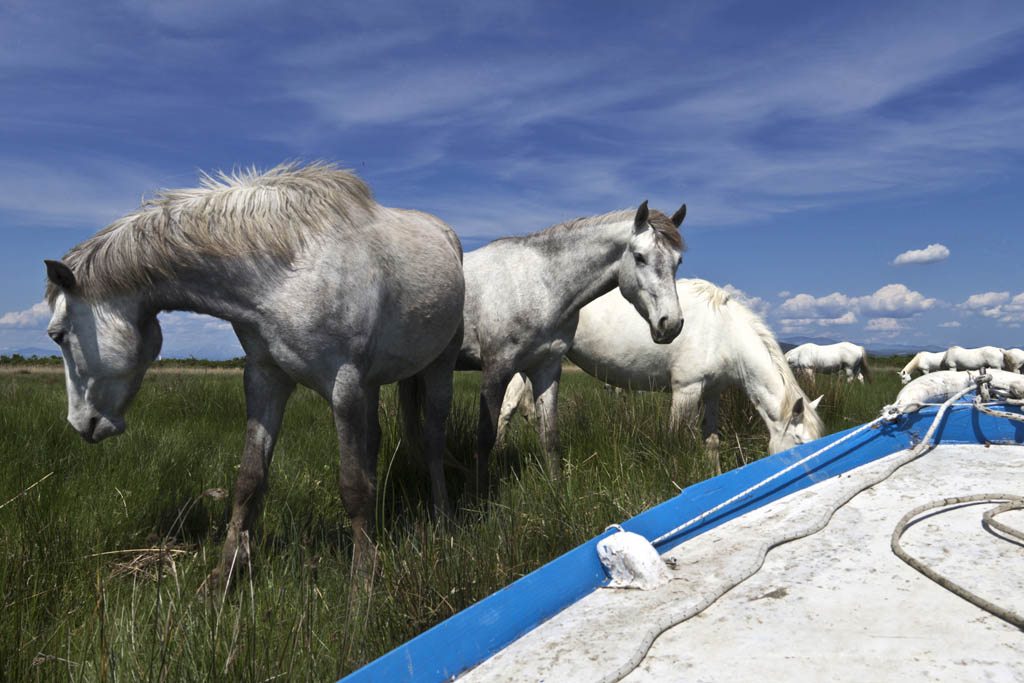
[899,351,946,385]
[459,202,685,491]
[44,162,465,583]
[941,345,1005,371]
[784,342,872,383]
[1004,348,1024,373]
[499,279,825,475]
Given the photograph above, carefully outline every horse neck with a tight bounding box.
[536,218,631,316]
[143,261,272,324]
[728,319,793,428]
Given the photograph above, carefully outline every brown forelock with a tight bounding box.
[646,210,686,251]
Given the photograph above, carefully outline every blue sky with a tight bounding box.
[2,0,1023,358]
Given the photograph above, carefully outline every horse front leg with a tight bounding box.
[702,390,722,476]
[332,370,378,575]
[214,362,295,588]
[528,361,563,479]
[474,367,513,496]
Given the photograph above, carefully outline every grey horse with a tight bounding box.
[458,201,686,491]
[43,162,465,582]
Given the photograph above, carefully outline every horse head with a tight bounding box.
[616,201,685,344]
[769,394,824,454]
[899,369,913,385]
[45,260,162,442]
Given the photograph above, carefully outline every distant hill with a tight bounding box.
[778,337,945,357]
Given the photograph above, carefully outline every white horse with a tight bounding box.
[941,345,1005,371]
[1004,348,1024,373]
[44,162,465,583]
[784,342,872,383]
[499,279,824,475]
[459,202,685,491]
[899,350,946,384]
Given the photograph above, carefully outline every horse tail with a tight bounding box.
[859,346,872,382]
[397,375,425,458]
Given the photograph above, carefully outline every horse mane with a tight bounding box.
[47,161,377,304]
[503,208,686,252]
[686,278,825,436]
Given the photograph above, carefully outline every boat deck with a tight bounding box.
[460,443,1024,682]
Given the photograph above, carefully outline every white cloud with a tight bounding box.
[777,292,853,319]
[892,243,950,265]
[939,321,962,328]
[854,284,937,318]
[777,290,791,299]
[0,302,50,328]
[960,291,1010,310]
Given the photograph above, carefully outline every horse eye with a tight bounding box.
[49,330,66,346]
[634,253,647,266]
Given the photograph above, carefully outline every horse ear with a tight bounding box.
[45,259,76,290]
[810,395,823,410]
[633,200,649,233]
[671,204,686,227]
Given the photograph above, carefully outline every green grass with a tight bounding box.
[0,363,902,680]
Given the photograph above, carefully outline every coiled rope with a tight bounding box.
[891,493,1024,629]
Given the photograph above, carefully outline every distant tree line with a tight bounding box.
[0,354,246,368]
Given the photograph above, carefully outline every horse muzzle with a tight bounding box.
[69,413,126,443]
[650,316,684,344]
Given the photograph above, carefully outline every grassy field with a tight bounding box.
[0,361,903,681]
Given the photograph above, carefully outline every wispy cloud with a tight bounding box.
[892,243,950,265]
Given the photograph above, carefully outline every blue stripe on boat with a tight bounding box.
[340,402,1023,682]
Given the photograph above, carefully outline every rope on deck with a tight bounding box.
[601,373,1020,683]
[891,493,1024,629]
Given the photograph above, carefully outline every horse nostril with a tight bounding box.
[88,416,98,438]
[658,316,669,331]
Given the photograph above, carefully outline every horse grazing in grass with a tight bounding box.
[941,345,1005,371]
[899,351,946,384]
[1004,348,1024,373]
[784,342,872,383]
[459,202,685,491]
[499,279,824,475]
[44,162,465,584]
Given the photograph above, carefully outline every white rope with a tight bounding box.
[651,416,886,547]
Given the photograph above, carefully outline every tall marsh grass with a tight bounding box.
[0,364,901,680]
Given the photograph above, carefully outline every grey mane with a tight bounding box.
[690,279,823,429]
[47,161,377,304]
[493,208,686,252]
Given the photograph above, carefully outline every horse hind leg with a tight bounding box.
[405,329,462,515]
[213,361,295,589]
